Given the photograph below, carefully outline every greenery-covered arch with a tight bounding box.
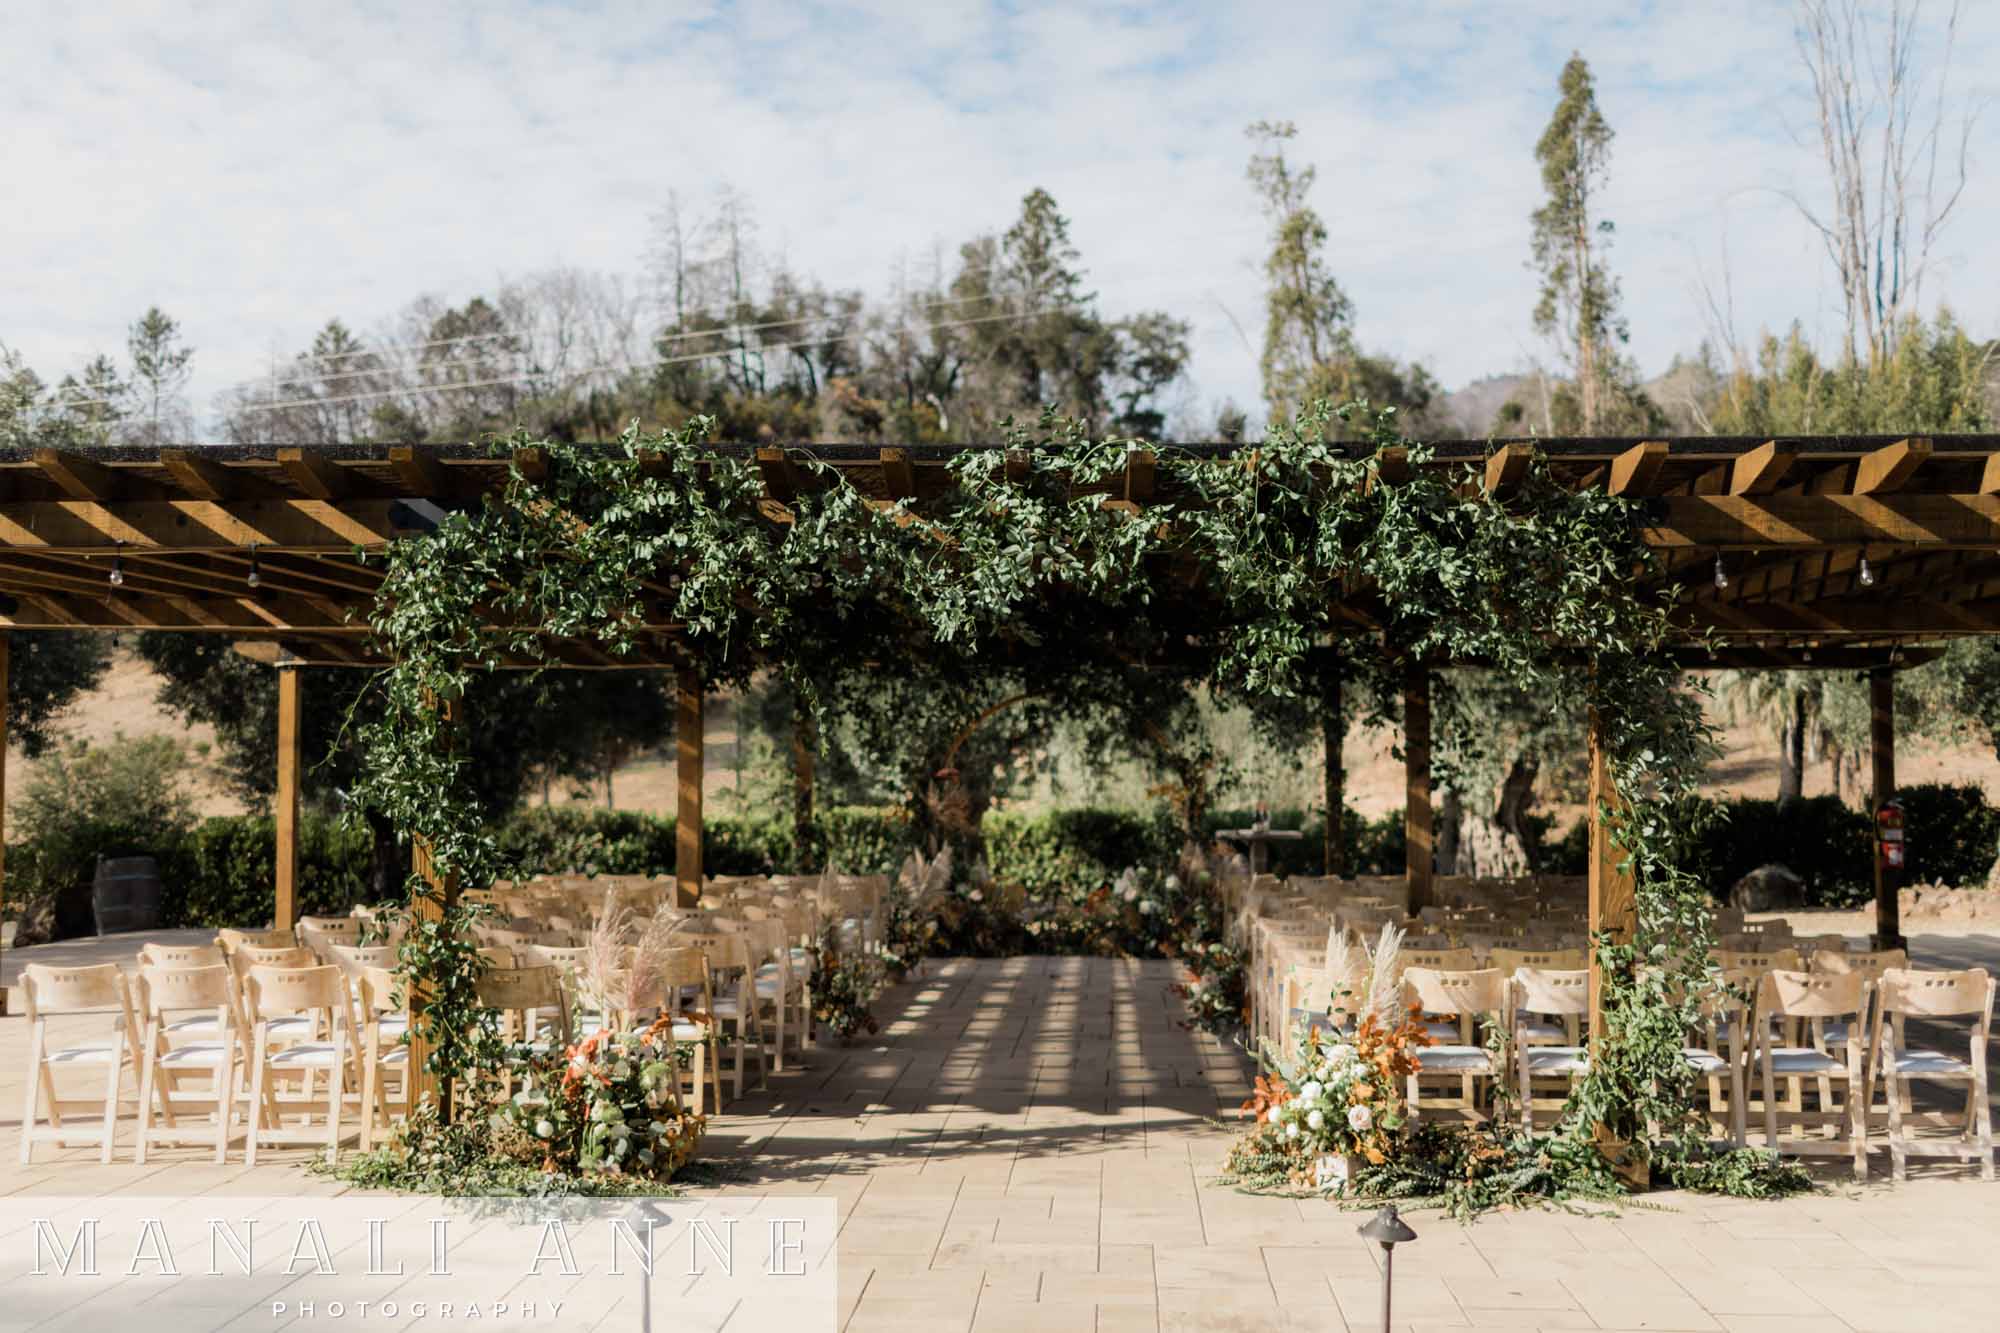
[356,401,1726,1186]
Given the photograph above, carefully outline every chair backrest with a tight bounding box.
[358,966,402,1018]
[1876,967,1995,1019]
[1793,934,1849,954]
[519,943,592,973]
[1755,968,1868,1020]
[141,942,226,969]
[22,963,132,1018]
[1512,967,1589,1017]
[1400,947,1477,975]
[328,944,399,979]
[1716,947,1803,973]
[243,964,349,1021]
[1811,947,1907,978]
[1490,947,1588,973]
[473,963,567,1009]
[230,944,317,980]
[1403,966,1506,1018]
[139,963,237,1017]
[216,927,296,955]
[658,946,712,1012]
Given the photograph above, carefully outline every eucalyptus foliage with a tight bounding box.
[359,399,1728,1182]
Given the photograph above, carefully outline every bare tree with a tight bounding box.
[1791,0,1982,366]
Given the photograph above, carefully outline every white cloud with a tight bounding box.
[3,0,1995,436]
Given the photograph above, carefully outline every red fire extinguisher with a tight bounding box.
[1876,798,1906,871]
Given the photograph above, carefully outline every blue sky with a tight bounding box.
[6,1,1996,434]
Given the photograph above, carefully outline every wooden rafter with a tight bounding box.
[879,448,917,500]
[1643,494,2000,549]
[1126,449,1157,504]
[1852,437,1932,496]
[277,447,354,500]
[1484,443,1533,497]
[1729,441,1795,495]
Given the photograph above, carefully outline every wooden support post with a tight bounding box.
[273,666,302,932]
[1322,673,1347,877]
[1587,707,1637,1040]
[791,698,816,873]
[0,633,8,1015]
[1404,662,1433,910]
[1871,667,1905,950]
[677,668,704,907]
[406,694,460,1113]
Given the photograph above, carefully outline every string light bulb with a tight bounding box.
[1858,554,1875,587]
[1712,553,1728,590]
[246,544,262,589]
[108,554,124,587]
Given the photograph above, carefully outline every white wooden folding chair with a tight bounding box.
[1870,966,1994,1181]
[1403,967,1505,1119]
[355,966,410,1151]
[242,965,359,1164]
[1755,969,1871,1180]
[18,964,141,1164]
[134,964,242,1163]
[1512,968,1589,1131]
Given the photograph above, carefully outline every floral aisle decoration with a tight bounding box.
[809,923,884,1042]
[879,849,952,983]
[500,1014,706,1180]
[1228,925,1428,1192]
[1174,938,1247,1037]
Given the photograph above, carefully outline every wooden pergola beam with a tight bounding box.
[388,446,448,497]
[1729,441,1795,495]
[879,448,917,500]
[277,447,354,500]
[1484,443,1533,497]
[1642,494,2000,548]
[0,499,408,552]
[1851,437,1932,496]
[158,448,244,501]
[33,448,128,501]
[1679,597,2000,636]
[1608,441,1668,496]
[1126,449,1157,504]
[755,446,800,503]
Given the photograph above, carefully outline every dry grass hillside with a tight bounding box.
[9,645,1998,827]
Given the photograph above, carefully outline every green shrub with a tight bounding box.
[988,807,1173,892]
[167,815,374,927]
[1893,782,2000,889]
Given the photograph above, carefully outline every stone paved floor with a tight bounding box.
[2,945,1999,1330]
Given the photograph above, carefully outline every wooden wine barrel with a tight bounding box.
[92,856,164,935]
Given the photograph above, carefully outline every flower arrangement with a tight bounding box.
[809,924,884,1041]
[1174,938,1246,1036]
[500,1013,706,1181]
[1228,925,1429,1191]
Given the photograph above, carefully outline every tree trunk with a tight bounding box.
[1778,691,1807,807]
[1321,685,1347,876]
[365,808,403,905]
[1493,754,1542,869]
[1436,788,1462,877]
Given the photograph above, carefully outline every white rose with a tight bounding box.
[1299,1081,1323,1101]
[535,1119,554,1138]
[1347,1104,1373,1131]
[1139,900,1156,915]
[1121,886,1139,903]
[1327,1044,1357,1067]
[1285,1121,1300,1140]
[969,889,984,903]
[1306,1109,1325,1131]
[1165,874,1181,890]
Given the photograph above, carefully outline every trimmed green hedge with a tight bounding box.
[1544,782,2000,906]
[17,785,1984,939]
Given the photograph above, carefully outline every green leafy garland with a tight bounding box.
[355,402,1735,1184]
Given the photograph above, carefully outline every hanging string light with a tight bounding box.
[1858,553,1875,587]
[246,544,262,589]
[1712,552,1728,590]
[108,542,125,588]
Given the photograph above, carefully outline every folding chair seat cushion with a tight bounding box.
[1421,1019,1459,1042]
[1522,1046,1588,1075]
[787,947,816,976]
[44,1043,124,1067]
[157,1042,233,1069]
[1887,1049,1970,1077]
[669,1020,709,1042]
[1420,1045,1494,1073]
[269,1042,344,1069]
[1681,1047,1729,1074]
[1766,1046,1843,1076]
[1517,1017,1566,1042]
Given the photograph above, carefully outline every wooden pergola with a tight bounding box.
[1,432,1996,1024]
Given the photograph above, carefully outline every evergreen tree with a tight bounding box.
[126,307,194,443]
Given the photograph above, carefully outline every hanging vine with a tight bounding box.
[354,402,1747,1186]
